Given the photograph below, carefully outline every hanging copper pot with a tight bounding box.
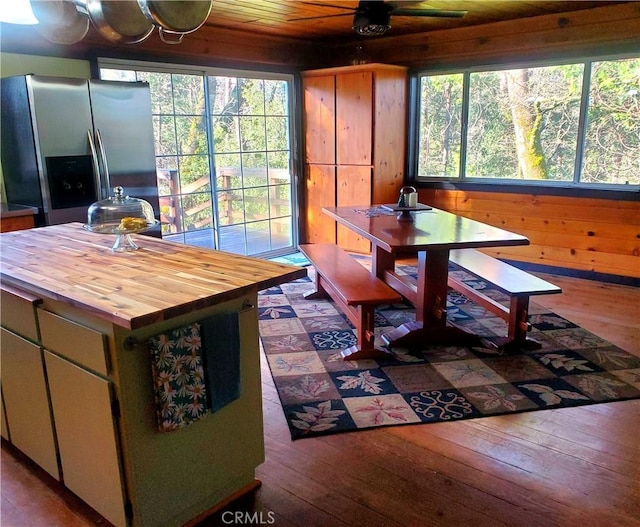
[85,0,154,44]
[136,0,212,44]
[33,0,89,45]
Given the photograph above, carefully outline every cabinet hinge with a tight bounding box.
[111,398,121,419]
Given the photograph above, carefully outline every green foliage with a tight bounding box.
[418,58,638,185]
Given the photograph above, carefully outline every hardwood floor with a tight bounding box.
[2,273,639,527]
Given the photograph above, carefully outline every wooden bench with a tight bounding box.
[448,249,562,352]
[298,243,402,360]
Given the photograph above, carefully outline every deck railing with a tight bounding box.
[157,167,291,234]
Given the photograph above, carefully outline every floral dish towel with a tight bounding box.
[148,323,209,432]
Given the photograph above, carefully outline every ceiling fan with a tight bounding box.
[289,1,467,36]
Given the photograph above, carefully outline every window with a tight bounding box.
[99,61,297,257]
[414,56,639,188]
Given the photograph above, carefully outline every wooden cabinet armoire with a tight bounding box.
[302,63,408,253]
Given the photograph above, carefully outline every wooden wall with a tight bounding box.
[419,189,640,279]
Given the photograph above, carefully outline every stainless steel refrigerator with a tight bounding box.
[1,75,160,234]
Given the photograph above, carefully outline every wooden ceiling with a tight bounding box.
[1,1,636,71]
[203,1,621,42]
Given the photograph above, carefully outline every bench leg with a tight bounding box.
[303,273,393,361]
[341,305,394,361]
[302,270,330,300]
[492,295,542,353]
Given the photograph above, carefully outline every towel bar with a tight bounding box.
[123,300,255,351]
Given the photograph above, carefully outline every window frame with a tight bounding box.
[408,52,640,198]
[97,57,299,257]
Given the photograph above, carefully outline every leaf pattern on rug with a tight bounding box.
[261,306,295,319]
[291,401,345,433]
[353,397,414,425]
[466,385,527,412]
[520,384,590,405]
[274,355,317,373]
[551,330,608,349]
[265,334,312,353]
[592,349,640,368]
[538,353,593,372]
[574,375,628,398]
[336,370,386,394]
[282,375,332,399]
[294,303,337,317]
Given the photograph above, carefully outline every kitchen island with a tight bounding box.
[0,223,306,527]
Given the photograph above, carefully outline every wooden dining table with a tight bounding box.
[323,205,530,349]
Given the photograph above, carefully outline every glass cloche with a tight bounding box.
[85,186,158,252]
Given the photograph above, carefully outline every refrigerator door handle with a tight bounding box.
[95,129,112,198]
[87,129,103,199]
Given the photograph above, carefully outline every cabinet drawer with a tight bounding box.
[0,286,40,341]
[38,309,109,376]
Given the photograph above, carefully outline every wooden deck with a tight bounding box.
[1,271,639,527]
[163,226,293,257]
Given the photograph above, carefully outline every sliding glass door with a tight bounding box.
[100,61,297,257]
[209,75,294,255]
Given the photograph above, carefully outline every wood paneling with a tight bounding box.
[302,64,407,252]
[336,71,373,166]
[336,2,640,68]
[304,164,336,245]
[419,188,640,278]
[336,165,371,252]
[372,67,408,205]
[303,75,335,164]
[1,3,637,70]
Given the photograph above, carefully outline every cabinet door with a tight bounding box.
[304,164,336,244]
[337,165,372,253]
[336,71,373,166]
[303,75,336,164]
[44,351,127,527]
[0,328,59,479]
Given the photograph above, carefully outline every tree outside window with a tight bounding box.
[416,57,639,187]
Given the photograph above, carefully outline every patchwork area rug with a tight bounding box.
[258,262,640,440]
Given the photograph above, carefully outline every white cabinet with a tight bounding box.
[44,351,127,527]
[0,285,59,480]
[38,306,126,527]
[1,328,60,479]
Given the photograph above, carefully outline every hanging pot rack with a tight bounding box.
[31,0,213,45]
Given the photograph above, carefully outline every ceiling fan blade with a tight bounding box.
[391,8,467,18]
[287,12,354,22]
[298,1,356,11]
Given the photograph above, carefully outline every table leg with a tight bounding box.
[382,250,482,350]
[371,243,395,280]
[415,250,448,324]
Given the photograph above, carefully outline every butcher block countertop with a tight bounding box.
[0,223,306,329]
